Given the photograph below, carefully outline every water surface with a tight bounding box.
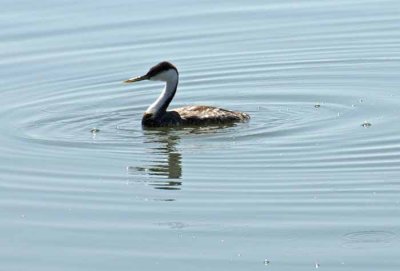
[1,0,400,270]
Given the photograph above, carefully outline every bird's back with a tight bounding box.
[172,105,250,125]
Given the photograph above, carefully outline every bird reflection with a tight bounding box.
[129,128,182,190]
[128,123,238,191]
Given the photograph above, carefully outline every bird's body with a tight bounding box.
[142,105,249,127]
[124,61,250,127]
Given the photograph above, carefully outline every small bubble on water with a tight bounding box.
[263,259,270,265]
[361,121,372,128]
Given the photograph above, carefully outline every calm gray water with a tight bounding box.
[1,0,400,270]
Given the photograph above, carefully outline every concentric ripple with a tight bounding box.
[342,231,397,249]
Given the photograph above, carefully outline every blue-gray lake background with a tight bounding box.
[1,0,400,270]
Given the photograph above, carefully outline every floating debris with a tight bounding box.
[263,259,270,265]
[361,121,372,128]
[91,128,100,133]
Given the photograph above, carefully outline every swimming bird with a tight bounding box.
[124,61,250,127]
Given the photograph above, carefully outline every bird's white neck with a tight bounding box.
[145,70,178,116]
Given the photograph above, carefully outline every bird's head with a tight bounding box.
[124,61,178,83]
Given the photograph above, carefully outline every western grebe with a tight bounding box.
[124,61,250,127]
